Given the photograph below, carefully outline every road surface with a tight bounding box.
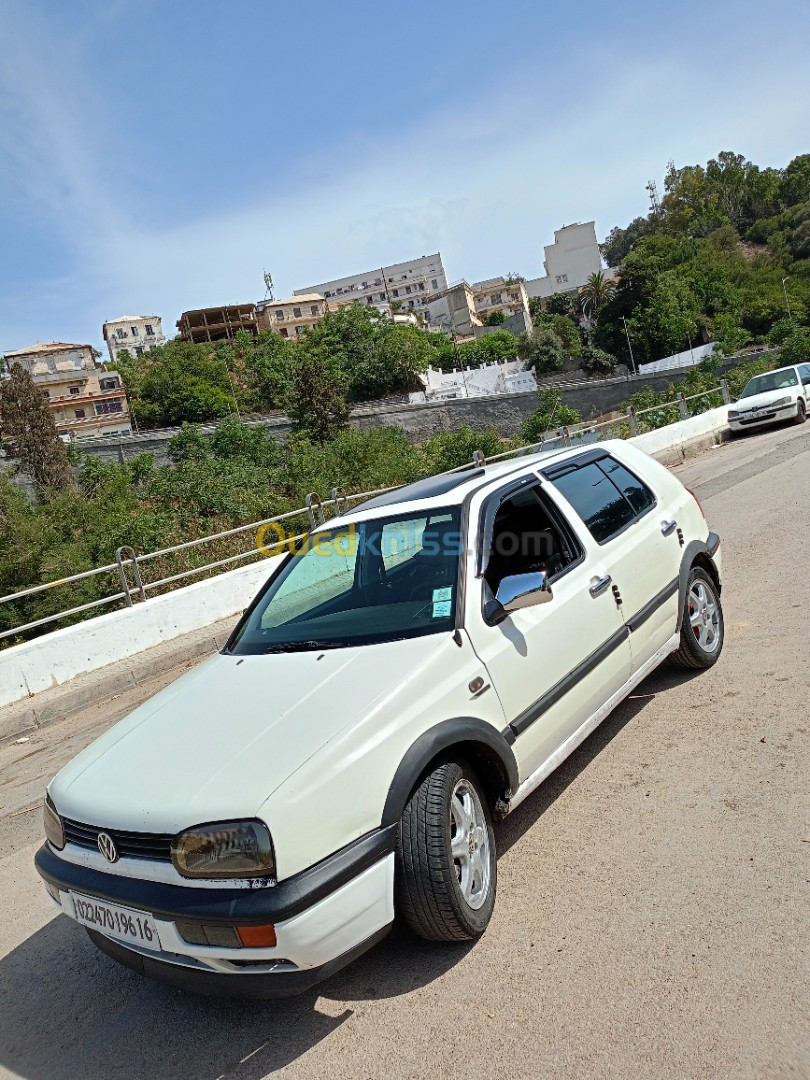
[0,421,808,1080]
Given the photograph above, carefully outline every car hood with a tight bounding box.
[734,388,798,410]
[50,636,448,834]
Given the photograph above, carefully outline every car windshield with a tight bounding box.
[228,508,462,653]
[739,369,798,397]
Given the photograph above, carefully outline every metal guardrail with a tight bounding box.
[0,380,731,643]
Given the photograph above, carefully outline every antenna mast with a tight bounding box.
[262,271,274,300]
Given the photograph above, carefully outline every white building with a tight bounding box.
[410,359,537,402]
[525,222,610,301]
[103,315,166,363]
[296,254,447,318]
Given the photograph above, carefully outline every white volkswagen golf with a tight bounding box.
[37,440,723,997]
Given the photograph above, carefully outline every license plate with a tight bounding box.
[70,892,162,952]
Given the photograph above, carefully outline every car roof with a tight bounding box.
[328,439,627,527]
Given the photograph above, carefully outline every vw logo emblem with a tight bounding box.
[97,832,118,863]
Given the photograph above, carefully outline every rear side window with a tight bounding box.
[551,456,655,544]
[599,457,655,515]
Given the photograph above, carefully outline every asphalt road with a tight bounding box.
[1,422,808,1080]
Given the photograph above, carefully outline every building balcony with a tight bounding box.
[47,388,127,407]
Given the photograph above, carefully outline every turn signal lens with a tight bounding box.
[236,924,277,948]
[44,794,65,850]
[171,820,275,879]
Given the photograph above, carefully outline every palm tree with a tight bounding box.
[579,271,617,323]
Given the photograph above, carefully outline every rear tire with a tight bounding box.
[671,566,724,669]
[396,760,496,942]
[795,399,806,425]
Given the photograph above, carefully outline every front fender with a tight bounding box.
[381,717,519,827]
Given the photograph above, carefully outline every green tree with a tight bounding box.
[581,347,617,376]
[166,423,209,463]
[522,388,582,442]
[484,310,506,326]
[780,327,810,366]
[0,362,74,491]
[421,425,508,474]
[518,326,566,373]
[286,352,350,443]
[579,271,617,324]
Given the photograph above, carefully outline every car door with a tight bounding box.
[465,475,632,782]
[541,448,682,670]
[798,364,810,403]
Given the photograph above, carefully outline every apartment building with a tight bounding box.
[471,276,531,323]
[176,304,258,344]
[256,294,328,339]
[525,222,608,300]
[424,281,482,338]
[296,254,447,317]
[4,342,131,440]
[103,315,165,363]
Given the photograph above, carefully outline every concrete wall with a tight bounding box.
[0,556,285,711]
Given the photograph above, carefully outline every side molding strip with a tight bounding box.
[508,625,630,739]
[625,578,679,633]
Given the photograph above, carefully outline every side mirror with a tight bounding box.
[484,572,553,626]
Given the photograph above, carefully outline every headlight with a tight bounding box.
[728,410,740,419]
[44,794,65,850]
[171,820,275,879]
[771,397,791,408]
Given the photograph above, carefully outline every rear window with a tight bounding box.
[551,456,655,544]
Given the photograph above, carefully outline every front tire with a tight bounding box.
[671,566,724,669]
[396,760,496,942]
[795,399,806,425]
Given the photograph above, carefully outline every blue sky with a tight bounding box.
[1,0,809,355]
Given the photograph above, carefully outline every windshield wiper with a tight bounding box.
[261,640,353,653]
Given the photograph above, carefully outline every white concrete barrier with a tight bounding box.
[630,404,728,458]
[0,555,283,710]
[0,404,731,712]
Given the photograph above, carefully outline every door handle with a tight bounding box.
[661,519,678,536]
[589,575,612,597]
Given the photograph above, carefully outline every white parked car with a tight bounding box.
[728,362,810,432]
[37,440,723,997]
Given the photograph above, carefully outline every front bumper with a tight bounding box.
[35,826,396,997]
[728,401,798,430]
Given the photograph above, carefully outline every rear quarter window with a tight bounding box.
[551,456,655,544]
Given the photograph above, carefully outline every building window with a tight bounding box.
[431,278,438,290]
[41,389,50,398]
[116,328,126,339]
[275,310,284,321]
[491,294,502,305]
[324,291,332,298]
[74,410,85,419]
[293,307,302,318]
[310,305,318,316]
[405,285,411,294]
[295,325,305,335]
[95,400,123,415]
[135,346,144,357]
[555,274,568,285]
[392,289,399,297]
[69,386,80,395]
[379,293,386,301]
[279,328,289,337]
[145,324,154,336]
[99,377,119,391]
[362,281,368,288]
[131,326,139,336]
[366,296,374,304]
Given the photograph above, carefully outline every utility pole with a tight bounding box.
[622,316,637,374]
[782,277,793,320]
